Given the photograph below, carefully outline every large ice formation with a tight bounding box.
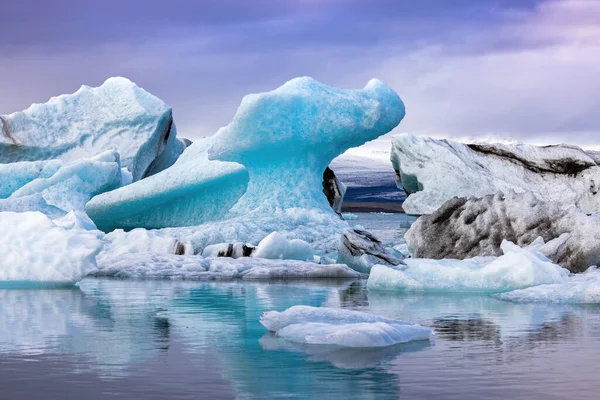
[0,77,183,181]
[93,253,361,280]
[0,151,122,218]
[90,77,405,253]
[86,136,249,231]
[405,191,600,272]
[495,267,600,303]
[0,211,103,283]
[391,134,600,215]
[337,227,404,273]
[367,240,569,293]
[260,305,432,347]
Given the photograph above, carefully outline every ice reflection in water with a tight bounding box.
[0,279,599,399]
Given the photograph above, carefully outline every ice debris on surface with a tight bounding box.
[90,77,405,253]
[86,135,249,231]
[254,232,315,261]
[1,77,181,181]
[93,253,362,280]
[367,241,569,293]
[202,242,256,258]
[260,305,432,348]
[405,190,600,273]
[0,150,122,218]
[495,267,600,303]
[0,211,103,283]
[337,228,404,273]
[392,134,600,215]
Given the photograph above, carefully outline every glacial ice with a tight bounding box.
[93,253,362,280]
[0,77,182,181]
[405,191,600,272]
[392,134,600,215]
[367,241,569,293]
[86,136,249,231]
[254,232,315,261]
[91,77,405,253]
[260,305,432,347]
[0,211,103,283]
[0,151,122,218]
[495,267,600,303]
[337,227,404,273]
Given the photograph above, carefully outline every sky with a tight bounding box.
[1,0,598,146]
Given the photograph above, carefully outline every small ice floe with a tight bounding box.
[495,267,600,303]
[367,240,569,293]
[341,213,358,221]
[259,305,433,348]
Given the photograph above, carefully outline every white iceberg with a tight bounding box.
[495,267,600,303]
[405,191,600,273]
[260,305,432,348]
[254,232,315,261]
[94,253,361,280]
[367,241,569,293]
[0,211,103,283]
[1,77,183,181]
[91,77,405,253]
[392,134,600,215]
[0,150,122,217]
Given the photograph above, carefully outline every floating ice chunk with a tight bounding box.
[86,136,249,231]
[342,213,358,221]
[367,241,570,293]
[254,232,315,261]
[0,77,180,181]
[0,150,122,218]
[337,228,404,273]
[405,191,600,273]
[495,267,600,303]
[392,134,600,215]
[260,306,432,348]
[0,211,103,283]
[94,253,361,280]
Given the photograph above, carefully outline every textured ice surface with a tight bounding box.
[260,305,432,347]
[392,134,600,215]
[0,211,103,283]
[0,151,122,218]
[94,253,361,280]
[495,267,600,303]
[92,77,404,253]
[367,241,569,293]
[405,191,600,273]
[86,136,248,231]
[0,77,180,181]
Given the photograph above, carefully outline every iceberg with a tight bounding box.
[391,134,600,215]
[0,150,122,218]
[495,267,600,303]
[367,241,569,293]
[405,191,600,272]
[90,77,405,253]
[86,136,249,231]
[94,253,362,280]
[260,305,432,347]
[0,211,103,283]
[1,77,183,181]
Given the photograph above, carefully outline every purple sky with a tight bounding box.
[1,0,598,145]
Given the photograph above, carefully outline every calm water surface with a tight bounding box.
[1,214,599,399]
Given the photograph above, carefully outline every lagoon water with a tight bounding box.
[1,214,599,399]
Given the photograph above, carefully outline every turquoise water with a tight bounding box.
[1,278,600,399]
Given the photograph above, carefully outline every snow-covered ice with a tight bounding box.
[0,150,122,217]
[94,253,362,280]
[0,77,182,181]
[495,267,600,303]
[254,232,315,261]
[367,241,569,293]
[405,191,600,273]
[260,305,432,347]
[392,134,600,215]
[0,211,103,283]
